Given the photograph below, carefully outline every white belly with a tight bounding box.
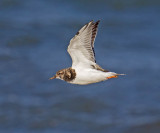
[70,68,116,85]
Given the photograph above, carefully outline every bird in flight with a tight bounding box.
[50,20,125,85]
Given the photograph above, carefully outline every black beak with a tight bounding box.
[49,75,56,80]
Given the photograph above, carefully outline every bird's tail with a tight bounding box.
[106,73,125,79]
[116,73,126,76]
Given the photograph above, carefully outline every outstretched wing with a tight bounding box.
[67,20,100,68]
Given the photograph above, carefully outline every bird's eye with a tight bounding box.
[58,71,63,75]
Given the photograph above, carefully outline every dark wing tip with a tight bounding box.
[96,20,100,23]
[89,20,100,25]
[94,20,100,26]
[91,20,100,46]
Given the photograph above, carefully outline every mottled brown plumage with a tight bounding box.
[50,67,76,82]
[93,64,109,72]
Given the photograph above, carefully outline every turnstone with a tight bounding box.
[50,20,125,85]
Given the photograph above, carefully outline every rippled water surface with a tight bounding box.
[0,0,160,133]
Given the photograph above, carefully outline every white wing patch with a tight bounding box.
[68,20,100,68]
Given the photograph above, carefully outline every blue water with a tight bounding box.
[0,0,160,133]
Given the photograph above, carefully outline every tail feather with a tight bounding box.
[116,74,126,76]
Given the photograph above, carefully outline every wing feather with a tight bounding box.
[68,20,100,68]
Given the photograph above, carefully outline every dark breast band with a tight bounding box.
[63,67,76,82]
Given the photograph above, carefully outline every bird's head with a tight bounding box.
[49,68,76,82]
[49,69,65,80]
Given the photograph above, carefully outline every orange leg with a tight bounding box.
[107,75,118,79]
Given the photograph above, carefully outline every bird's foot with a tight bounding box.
[107,75,118,79]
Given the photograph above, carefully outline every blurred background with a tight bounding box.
[0,0,160,133]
